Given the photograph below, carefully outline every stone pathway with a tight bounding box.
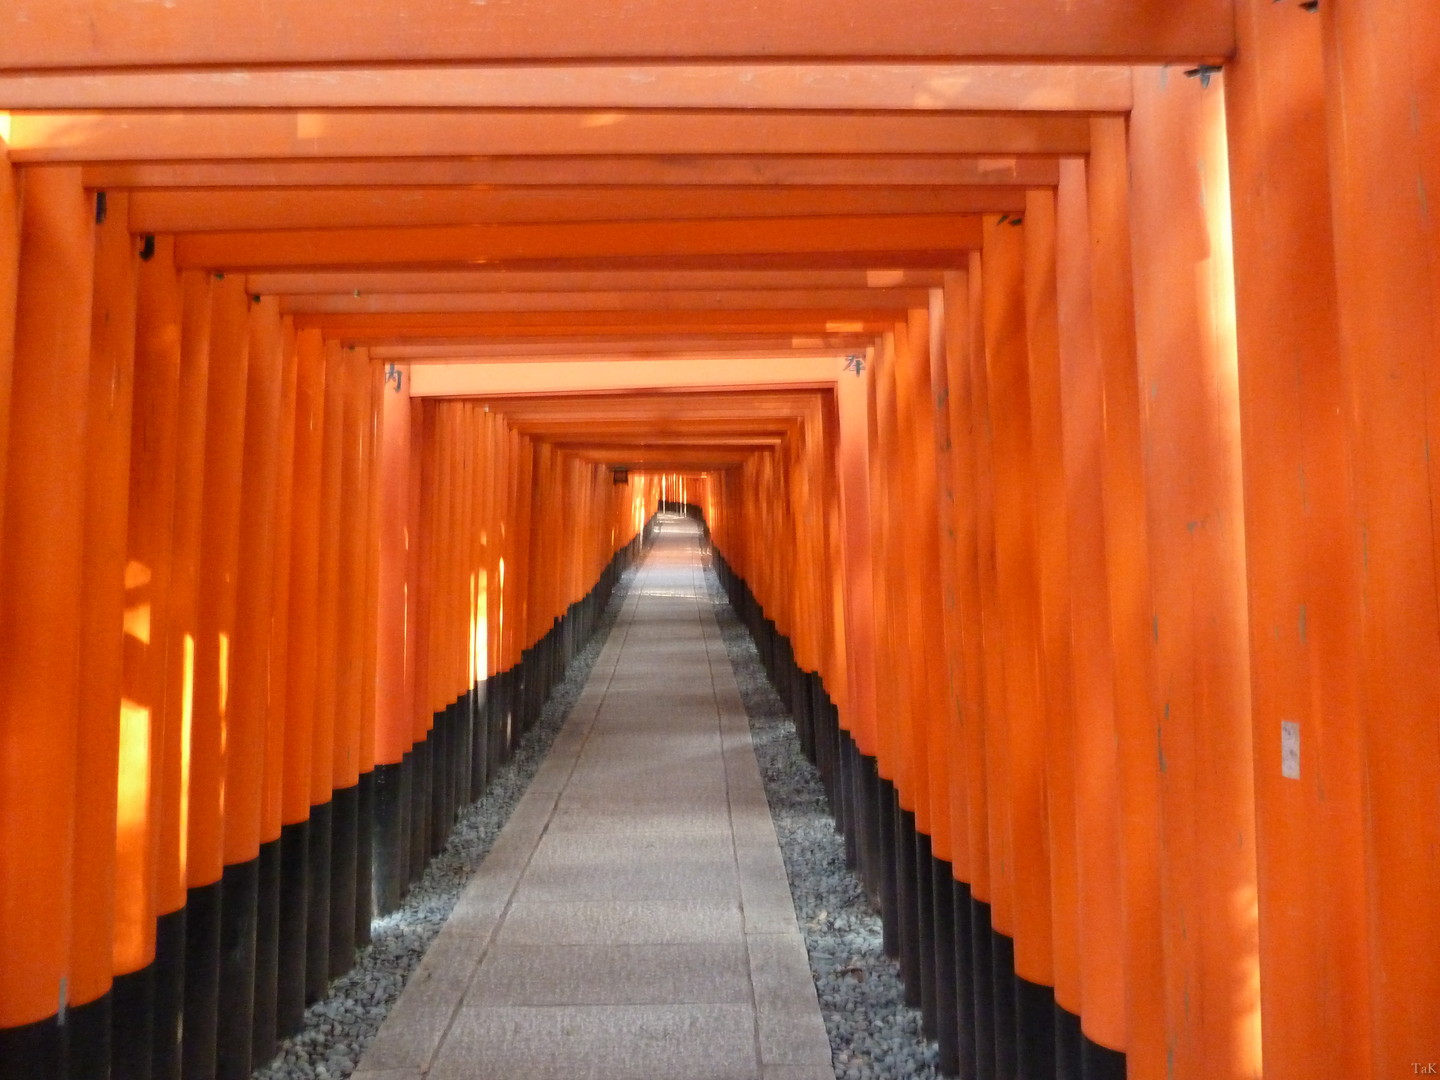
[353,515,832,1080]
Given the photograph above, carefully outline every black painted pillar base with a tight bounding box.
[111,964,155,1080]
[150,909,185,1080]
[969,896,997,1080]
[0,1015,64,1080]
[328,784,359,980]
[453,699,473,826]
[896,806,922,1008]
[952,883,979,1080]
[478,685,495,806]
[67,994,112,1080]
[932,867,959,1078]
[990,931,1019,1080]
[181,879,222,1080]
[1055,1004,1083,1080]
[305,801,333,1004]
[839,733,859,871]
[1015,977,1057,1080]
[371,761,407,917]
[355,771,375,949]
[408,738,430,885]
[427,710,448,855]
[877,778,900,958]
[858,753,883,910]
[252,839,282,1068]
[217,858,259,1080]
[916,832,938,1040]
[1081,1036,1127,1080]
[276,819,309,1037]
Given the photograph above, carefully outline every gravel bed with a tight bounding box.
[706,564,940,1080]
[254,563,639,1080]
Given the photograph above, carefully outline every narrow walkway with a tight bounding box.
[354,516,833,1080]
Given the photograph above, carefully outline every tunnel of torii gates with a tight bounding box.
[0,1,1437,1079]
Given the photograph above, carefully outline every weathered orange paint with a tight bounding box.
[408,400,435,743]
[0,0,1233,68]
[282,329,326,826]
[868,332,905,792]
[187,273,251,888]
[86,155,1063,193]
[374,363,414,766]
[281,289,930,317]
[359,358,384,778]
[1054,157,1126,1053]
[117,233,185,974]
[895,308,947,852]
[979,214,1050,982]
[1087,114,1163,1077]
[1321,0,1440,1068]
[1128,66,1261,1080]
[71,189,137,1008]
[0,150,16,565]
[133,186,1026,234]
[962,250,1003,920]
[254,268,946,298]
[223,294,284,866]
[157,267,214,913]
[0,165,94,1028]
[260,319,299,845]
[1021,186,1078,1015]
[332,348,371,790]
[933,272,979,890]
[938,268,992,906]
[310,339,346,805]
[8,111,1090,165]
[2,63,1130,113]
[1225,4,1370,1074]
[176,215,985,274]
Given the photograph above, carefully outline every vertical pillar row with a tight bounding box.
[0,164,97,1080]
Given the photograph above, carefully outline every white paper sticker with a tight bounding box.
[1281,721,1301,780]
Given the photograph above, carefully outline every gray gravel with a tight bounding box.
[253,564,639,1080]
[706,564,941,1080]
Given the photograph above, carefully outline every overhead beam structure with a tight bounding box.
[0,1,1232,67]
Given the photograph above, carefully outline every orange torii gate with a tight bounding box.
[2,2,1439,1079]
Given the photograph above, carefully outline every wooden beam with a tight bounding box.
[5,110,1091,163]
[0,0,1233,67]
[486,389,827,421]
[278,288,930,315]
[85,156,1063,189]
[130,185,1028,232]
[0,64,1131,111]
[367,336,866,360]
[293,309,902,338]
[376,348,851,366]
[248,268,945,295]
[408,355,844,396]
[173,214,985,270]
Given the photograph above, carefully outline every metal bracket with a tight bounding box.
[1184,64,1223,89]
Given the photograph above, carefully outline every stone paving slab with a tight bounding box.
[465,943,752,1007]
[356,516,830,1080]
[428,1004,760,1080]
